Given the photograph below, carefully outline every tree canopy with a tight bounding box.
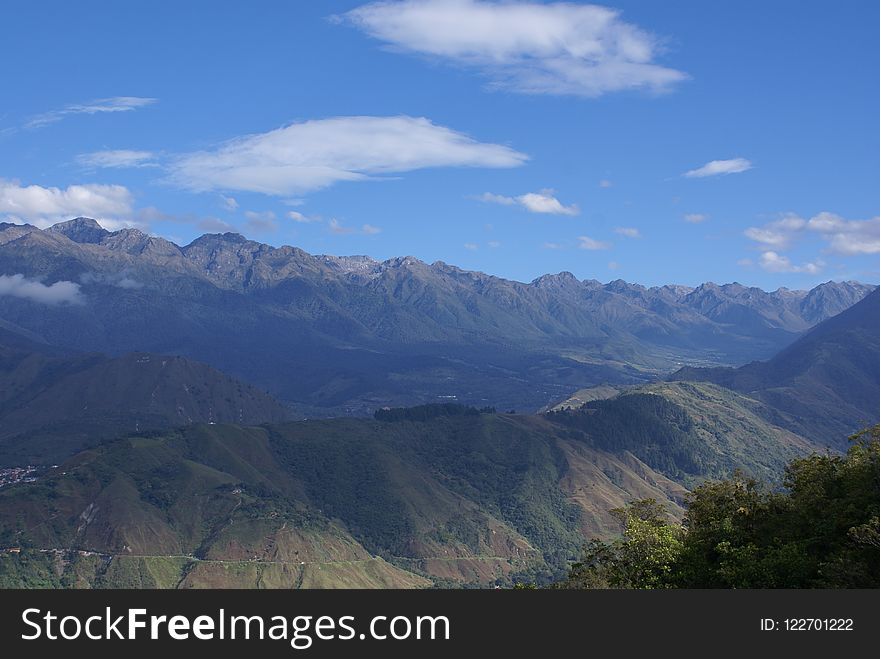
[557,425,880,588]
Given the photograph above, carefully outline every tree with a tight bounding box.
[559,424,880,589]
[558,499,682,589]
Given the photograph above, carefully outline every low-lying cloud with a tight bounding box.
[0,274,84,305]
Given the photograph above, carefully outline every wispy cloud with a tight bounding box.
[79,271,144,290]
[683,158,752,178]
[220,195,239,211]
[614,227,641,238]
[463,242,478,251]
[243,210,278,233]
[543,242,563,250]
[683,213,709,223]
[758,251,823,274]
[744,211,880,256]
[743,214,805,249]
[26,96,157,129]
[287,210,322,223]
[329,218,382,235]
[135,206,232,234]
[76,149,157,169]
[598,179,613,188]
[578,235,611,250]
[806,212,880,255]
[0,274,83,305]
[477,189,578,216]
[170,115,527,196]
[0,179,134,228]
[340,0,687,97]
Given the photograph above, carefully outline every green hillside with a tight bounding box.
[0,344,292,466]
[545,382,817,485]
[0,397,816,588]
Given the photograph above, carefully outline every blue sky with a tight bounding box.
[1,0,878,289]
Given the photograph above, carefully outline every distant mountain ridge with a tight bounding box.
[38,218,875,327]
[672,287,880,445]
[0,218,873,414]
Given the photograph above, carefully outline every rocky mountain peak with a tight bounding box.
[46,217,110,244]
[531,271,580,289]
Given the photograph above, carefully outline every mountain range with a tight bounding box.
[0,218,873,415]
[1,218,878,588]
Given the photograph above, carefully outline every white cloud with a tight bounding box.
[328,218,382,235]
[743,214,805,249]
[683,158,752,178]
[220,195,239,211]
[744,211,880,256]
[287,210,321,223]
[477,192,516,206]
[171,115,527,196]
[519,192,579,216]
[758,251,823,274]
[478,190,578,216]
[116,277,143,290]
[608,261,620,270]
[683,213,708,224]
[487,240,501,248]
[27,97,157,129]
[0,274,83,305]
[806,212,880,255]
[0,179,134,228]
[599,179,613,188]
[79,271,143,290]
[463,242,478,250]
[329,219,352,235]
[578,235,611,250]
[341,0,687,97]
[614,227,641,238]
[76,150,157,169]
[244,210,278,233]
[543,242,563,250]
